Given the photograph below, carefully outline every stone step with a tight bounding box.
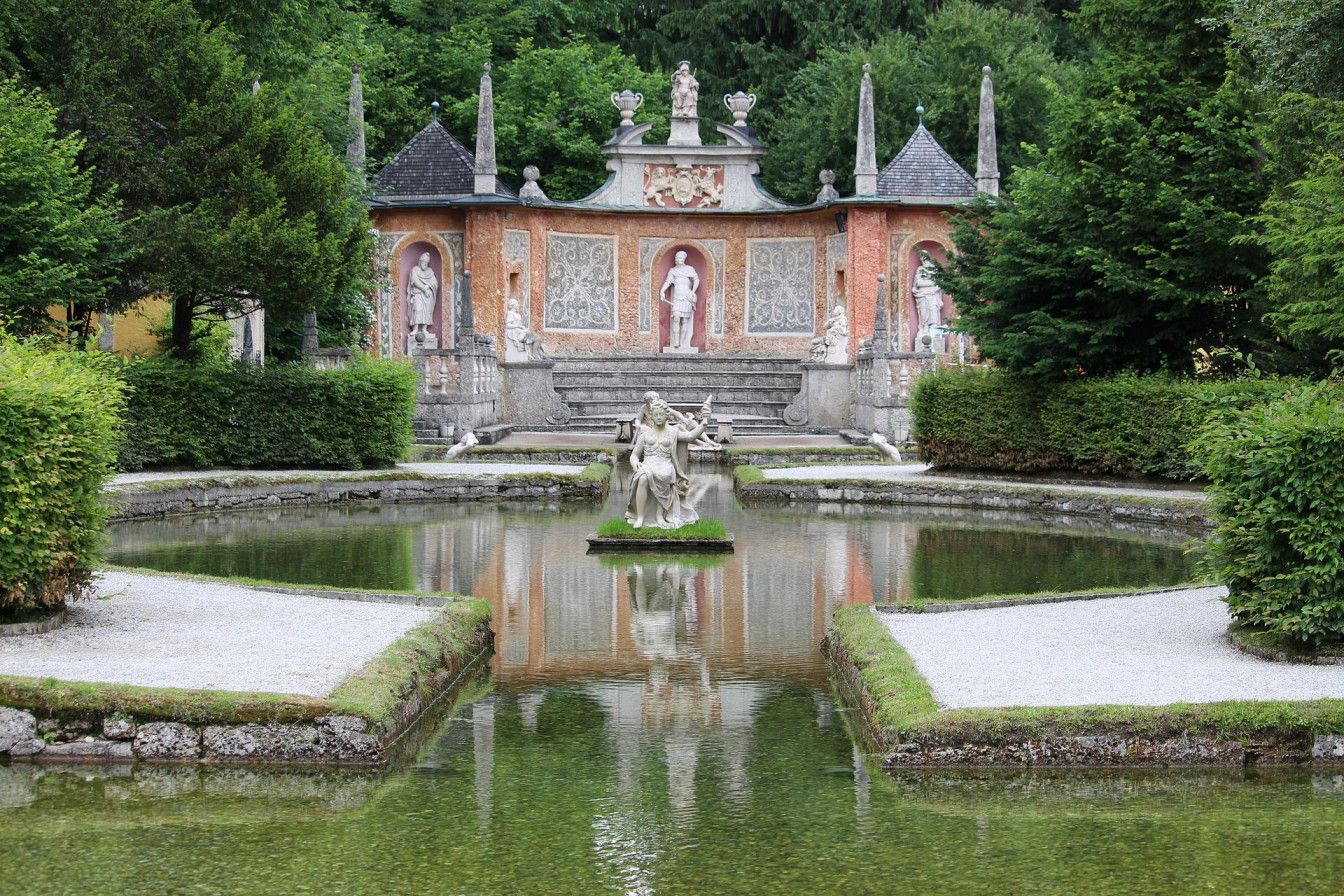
[552,374,803,391]
[565,400,790,418]
[551,357,802,373]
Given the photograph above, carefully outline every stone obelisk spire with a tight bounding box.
[474,63,497,195]
[975,65,1000,197]
[854,63,878,197]
[347,64,366,178]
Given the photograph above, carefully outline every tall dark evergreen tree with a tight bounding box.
[940,0,1268,378]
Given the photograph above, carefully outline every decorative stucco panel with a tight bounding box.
[746,238,816,334]
[545,233,618,331]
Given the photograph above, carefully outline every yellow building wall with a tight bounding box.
[45,298,168,357]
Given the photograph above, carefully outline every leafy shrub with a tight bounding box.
[912,368,1288,480]
[1198,385,1344,648]
[0,338,126,616]
[116,358,415,471]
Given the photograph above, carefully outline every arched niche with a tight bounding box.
[904,239,951,351]
[652,243,713,353]
[395,238,451,352]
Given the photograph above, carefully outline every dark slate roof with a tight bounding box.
[371,121,515,202]
[877,124,976,201]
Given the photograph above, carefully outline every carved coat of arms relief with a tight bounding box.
[643,164,724,208]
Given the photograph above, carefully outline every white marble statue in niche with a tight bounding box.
[671,61,699,118]
[626,398,709,529]
[504,297,548,362]
[912,259,945,350]
[406,251,439,346]
[659,251,701,352]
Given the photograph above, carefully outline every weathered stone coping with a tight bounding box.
[586,535,735,553]
[724,446,884,467]
[0,608,66,638]
[408,445,622,465]
[738,471,1210,530]
[878,583,1206,615]
[826,605,1344,769]
[0,580,494,767]
[106,469,607,521]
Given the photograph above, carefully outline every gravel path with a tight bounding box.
[109,461,584,487]
[880,587,1344,708]
[0,571,436,697]
[762,463,1206,501]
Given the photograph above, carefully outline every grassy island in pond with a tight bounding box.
[588,518,733,552]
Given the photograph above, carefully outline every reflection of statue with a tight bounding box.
[626,398,708,529]
[660,251,700,351]
[504,297,547,362]
[407,252,438,340]
[671,61,699,117]
[913,260,944,346]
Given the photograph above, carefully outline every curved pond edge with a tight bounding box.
[0,575,494,768]
[826,605,1344,769]
[1228,623,1344,667]
[737,468,1210,530]
[106,468,609,521]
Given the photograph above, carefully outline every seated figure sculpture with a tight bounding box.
[626,398,709,529]
[504,297,548,362]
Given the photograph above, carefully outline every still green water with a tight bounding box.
[8,472,1336,894]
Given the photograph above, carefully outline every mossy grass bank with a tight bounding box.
[827,606,1344,768]
[0,575,493,765]
[588,518,733,552]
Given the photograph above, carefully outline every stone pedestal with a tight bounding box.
[784,362,854,428]
[498,360,572,426]
[661,345,701,355]
[668,115,701,146]
[408,332,440,354]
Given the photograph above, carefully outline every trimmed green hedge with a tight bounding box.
[1199,385,1344,649]
[117,358,416,471]
[0,339,126,615]
[911,368,1288,480]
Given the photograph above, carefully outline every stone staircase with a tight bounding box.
[522,356,823,435]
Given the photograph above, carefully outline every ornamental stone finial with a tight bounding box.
[611,89,644,127]
[816,169,839,202]
[519,165,549,203]
[723,90,757,127]
[855,63,877,196]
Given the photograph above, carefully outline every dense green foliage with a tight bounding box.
[5,0,372,357]
[116,358,415,471]
[764,1,1068,201]
[0,339,126,616]
[939,0,1268,377]
[0,78,124,341]
[911,367,1287,479]
[1199,385,1344,648]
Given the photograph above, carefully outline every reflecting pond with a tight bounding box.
[7,471,1338,894]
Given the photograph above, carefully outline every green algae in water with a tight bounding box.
[2,693,1342,895]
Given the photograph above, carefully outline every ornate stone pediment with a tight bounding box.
[643,164,723,209]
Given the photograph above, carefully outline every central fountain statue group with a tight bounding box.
[625,393,713,529]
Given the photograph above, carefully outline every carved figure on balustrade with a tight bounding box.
[671,62,699,118]
[504,297,548,362]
